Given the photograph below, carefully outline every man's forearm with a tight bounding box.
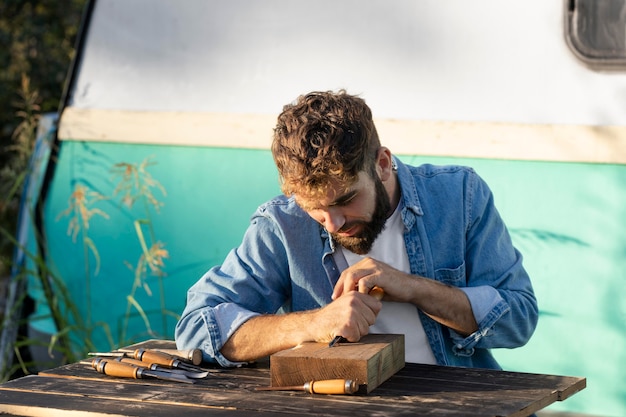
[221,291,383,362]
[334,257,478,337]
[409,277,478,336]
[220,311,315,362]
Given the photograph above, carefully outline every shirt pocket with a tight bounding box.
[433,262,466,286]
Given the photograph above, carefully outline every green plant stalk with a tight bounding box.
[126,295,155,338]
[3,231,71,353]
[138,177,168,336]
[1,225,75,362]
[1,209,117,365]
[113,157,169,344]
[120,219,158,344]
[78,203,104,330]
[81,228,91,327]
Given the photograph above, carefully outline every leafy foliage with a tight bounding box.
[0,0,87,274]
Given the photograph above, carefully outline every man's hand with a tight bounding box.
[333,257,414,302]
[333,257,479,336]
[310,290,382,343]
[221,290,381,362]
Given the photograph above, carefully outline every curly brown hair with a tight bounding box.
[271,90,380,198]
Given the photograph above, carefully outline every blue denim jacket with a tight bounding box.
[175,160,538,368]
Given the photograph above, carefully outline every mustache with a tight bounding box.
[337,221,366,234]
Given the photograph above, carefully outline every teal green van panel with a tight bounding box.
[400,155,626,417]
[36,145,624,416]
[40,141,281,348]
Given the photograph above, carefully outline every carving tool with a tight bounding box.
[115,357,209,379]
[328,335,348,347]
[82,358,195,384]
[329,286,385,347]
[120,348,203,365]
[88,348,202,365]
[256,379,358,394]
[132,348,206,373]
[88,348,206,373]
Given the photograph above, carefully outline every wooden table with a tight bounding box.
[0,339,585,417]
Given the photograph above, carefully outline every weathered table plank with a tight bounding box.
[0,340,585,417]
[0,377,298,417]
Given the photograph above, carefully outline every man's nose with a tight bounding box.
[321,208,345,233]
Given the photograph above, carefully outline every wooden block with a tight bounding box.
[270,334,404,393]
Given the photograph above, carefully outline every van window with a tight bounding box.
[566,0,626,70]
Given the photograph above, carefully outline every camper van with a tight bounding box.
[6,1,626,415]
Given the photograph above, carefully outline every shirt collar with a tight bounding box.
[394,156,424,217]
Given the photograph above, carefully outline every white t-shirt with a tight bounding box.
[334,204,437,364]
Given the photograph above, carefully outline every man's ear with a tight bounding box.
[376,147,394,181]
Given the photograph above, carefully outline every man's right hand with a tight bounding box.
[221,291,381,362]
[310,290,382,343]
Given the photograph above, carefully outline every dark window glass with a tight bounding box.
[566,0,626,70]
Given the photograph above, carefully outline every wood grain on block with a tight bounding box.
[270,334,404,393]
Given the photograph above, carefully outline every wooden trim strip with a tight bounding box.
[58,107,626,164]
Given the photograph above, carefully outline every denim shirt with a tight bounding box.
[175,160,538,368]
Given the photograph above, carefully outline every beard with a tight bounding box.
[331,174,392,255]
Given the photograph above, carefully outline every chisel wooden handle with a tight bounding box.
[95,359,141,379]
[369,286,384,300]
[154,348,202,365]
[134,349,178,367]
[117,357,150,368]
[117,348,202,365]
[306,379,357,394]
[257,379,358,394]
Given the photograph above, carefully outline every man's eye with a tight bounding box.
[334,193,357,207]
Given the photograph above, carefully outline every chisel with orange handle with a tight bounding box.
[133,349,201,371]
[121,348,203,365]
[89,348,205,373]
[115,357,209,379]
[329,286,384,347]
[256,379,358,394]
[82,357,195,384]
[88,348,202,366]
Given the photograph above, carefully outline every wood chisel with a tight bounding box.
[88,348,202,366]
[256,379,358,395]
[132,348,207,373]
[88,348,206,373]
[115,357,209,379]
[119,348,203,365]
[329,286,385,347]
[83,358,195,384]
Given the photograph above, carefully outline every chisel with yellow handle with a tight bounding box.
[89,348,205,373]
[256,379,358,395]
[115,357,209,379]
[89,347,202,366]
[82,358,195,384]
[132,348,203,372]
[120,348,203,365]
[367,286,385,300]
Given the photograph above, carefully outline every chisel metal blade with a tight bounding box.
[88,351,128,357]
[140,368,196,384]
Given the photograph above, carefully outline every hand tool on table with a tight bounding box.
[88,348,206,373]
[256,379,358,395]
[82,357,195,384]
[88,347,201,365]
[329,286,385,347]
[115,357,209,379]
[120,348,203,365]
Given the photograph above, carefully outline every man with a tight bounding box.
[175,90,538,368]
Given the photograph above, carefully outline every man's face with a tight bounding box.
[296,171,391,255]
